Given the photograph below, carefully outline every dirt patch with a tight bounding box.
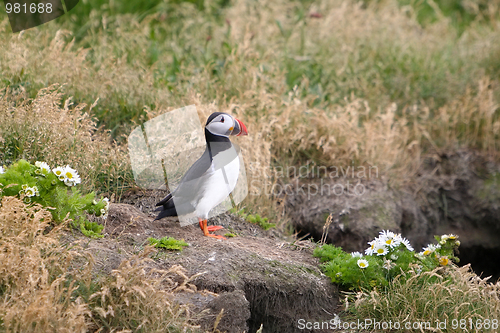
[75,202,339,333]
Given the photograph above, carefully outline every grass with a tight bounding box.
[148,236,189,250]
[344,264,500,332]
[0,196,199,332]
[230,207,276,230]
[1,0,500,329]
[1,1,499,210]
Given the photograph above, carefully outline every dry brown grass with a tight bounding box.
[347,264,500,332]
[87,248,201,332]
[0,196,201,332]
[0,84,130,195]
[1,0,499,220]
[0,196,90,332]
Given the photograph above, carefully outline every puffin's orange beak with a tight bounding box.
[234,118,248,136]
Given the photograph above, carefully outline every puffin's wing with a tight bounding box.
[154,149,212,218]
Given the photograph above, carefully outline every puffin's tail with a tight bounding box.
[154,205,178,220]
[154,193,178,220]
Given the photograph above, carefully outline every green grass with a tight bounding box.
[148,236,189,251]
[231,207,276,230]
[1,1,500,330]
[1,0,499,228]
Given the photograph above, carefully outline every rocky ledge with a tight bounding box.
[79,203,339,333]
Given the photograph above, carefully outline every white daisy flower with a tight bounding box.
[365,240,378,255]
[357,259,369,269]
[441,234,457,241]
[24,186,36,197]
[421,244,440,256]
[374,243,389,256]
[53,166,65,179]
[390,254,398,260]
[379,230,395,238]
[0,166,5,174]
[351,251,363,258]
[400,237,414,251]
[35,161,51,176]
[100,208,108,220]
[22,184,28,191]
[103,197,110,210]
[63,166,81,186]
[379,230,401,248]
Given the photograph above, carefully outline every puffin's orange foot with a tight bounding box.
[206,233,227,240]
[199,219,226,240]
[206,225,224,232]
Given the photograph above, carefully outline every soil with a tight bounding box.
[72,189,340,333]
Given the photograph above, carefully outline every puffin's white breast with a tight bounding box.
[195,147,240,219]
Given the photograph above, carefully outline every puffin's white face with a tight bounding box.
[205,113,248,137]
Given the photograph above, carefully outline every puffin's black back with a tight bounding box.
[154,112,234,220]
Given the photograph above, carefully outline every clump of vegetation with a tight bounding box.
[0,159,109,237]
[345,265,500,332]
[0,85,132,198]
[0,196,198,332]
[316,230,500,330]
[86,249,199,332]
[1,0,500,226]
[314,230,459,291]
[0,196,90,332]
[80,220,105,239]
[231,207,276,230]
[148,236,189,251]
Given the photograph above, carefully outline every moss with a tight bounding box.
[148,236,188,251]
[478,172,500,203]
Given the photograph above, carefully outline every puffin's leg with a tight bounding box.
[201,219,226,240]
[198,218,204,232]
[206,225,224,232]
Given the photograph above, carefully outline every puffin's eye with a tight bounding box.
[221,117,225,123]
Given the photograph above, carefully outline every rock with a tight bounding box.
[285,150,500,281]
[286,178,404,252]
[412,150,500,280]
[84,203,339,333]
[198,290,251,333]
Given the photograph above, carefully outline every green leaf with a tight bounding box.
[148,236,188,251]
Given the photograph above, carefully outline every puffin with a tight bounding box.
[154,112,248,239]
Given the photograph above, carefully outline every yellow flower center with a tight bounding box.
[439,257,449,266]
[66,172,73,179]
[423,250,432,256]
[359,262,366,268]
